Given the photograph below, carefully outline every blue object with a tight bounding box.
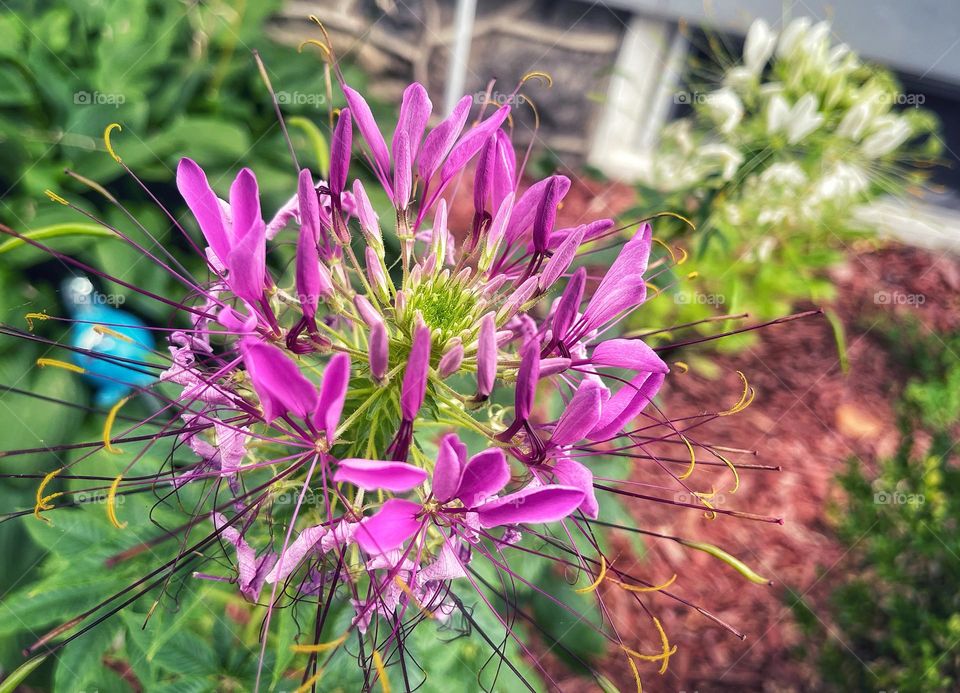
[63,277,156,407]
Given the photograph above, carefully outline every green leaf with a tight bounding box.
[0,654,47,693]
[288,116,330,176]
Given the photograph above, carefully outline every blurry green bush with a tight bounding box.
[793,325,960,692]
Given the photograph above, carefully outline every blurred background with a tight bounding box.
[1,0,959,690]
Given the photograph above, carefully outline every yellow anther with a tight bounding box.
[620,617,675,675]
[393,576,435,618]
[104,123,122,164]
[36,358,86,374]
[294,670,325,693]
[103,396,129,454]
[520,71,553,87]
[298,38,332,61]
[686,271,699,280]
[614,573,677,594]
[672,361,689,374]
[372,649,390,693]
[652,237,676,265]
[625,653,643,692]
[34,468,64,523]
[574,555,608,594]
[716,452,741,493]
[675,246,689,265]
[677,434,696,480]
[719,371,755,416]
[107,474,127,529]
[44,190,69,205]
[291,631,349,653]
[93,324,135,343]
[25,312,49,331]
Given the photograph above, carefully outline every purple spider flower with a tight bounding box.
[0,32,800,693]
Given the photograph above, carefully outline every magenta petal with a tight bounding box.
[226,169,266,303]
[392,128,412,207]
[438,341,464,377]
[504,175,571,247]
[394,83,432,166]
[553,266,586,343]
[550,379,604,447]
[440,105,511,184]
[591,338,669,374]
[432,433,467,503]
[552,458,599,519]
[514,338,541,421]
[295,171,322,319]
[329,108,352,197]
[476,312,497,398]
[265,524,328,584]
[540,225,584,291]
[344,85,391,183]
[367,320,388,381]
[356,499,423,554]
[476,485,585,527]
[334,458,428,492]
[315,353,350,438]
[240,338,318,422]
[456,448,510,508]
[580,276,647,334]
[418,95,471,181]
[229,168,263,243]
[596,223,652,297]
[532,175,564,253]
[177,158,231,264]
[588,371,665,441]
[400,322,431,420]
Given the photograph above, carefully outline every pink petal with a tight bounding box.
[333,458,428,492]
[550,379,604,447]
[514,338,541,421]
[596,223,652,297]
[418,95,472,181]
[476,312,497,398]
[476,485,585,527]
[394,83,432,167]
[504,176,571,247]
[356,499,423,554]
[580,276,647,334]
[553,457,599,519]
[532,175,564,253]
[588,371,665,441]
[240,338,318,422]
[265,524,328,584]
[438,340,464,377]
[540,225,584,291]
[315,353,350,438]
[328,107,352,197]
[392,128,412,207]
[177,158,231,264]
[440,105,511,184]
[590,338,669,374]
[456,448,510,508]
[368,320,388,381]
[432,433,467,503]
[400,322,431,420]
[552,266,586,342]
[295,172,322,319]
[344,85,391,184]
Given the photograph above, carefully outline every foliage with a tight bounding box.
[794,324,960,691]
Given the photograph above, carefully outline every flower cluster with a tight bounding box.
[647,17,939,235]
